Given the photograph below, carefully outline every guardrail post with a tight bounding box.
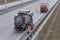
[26,38,29,40]
[32,31,35,34]
[35,28,37,32]
[30,34,32,38]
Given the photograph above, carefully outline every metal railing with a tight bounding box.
[23,0,59,40]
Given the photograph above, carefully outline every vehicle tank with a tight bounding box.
[14,10,33,31]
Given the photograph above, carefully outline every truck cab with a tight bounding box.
[40,3,48,13]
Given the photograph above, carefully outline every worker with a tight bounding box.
[30,24,34,30]
[27,24,34,34]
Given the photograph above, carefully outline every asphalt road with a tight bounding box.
[0,0,58,40]
[0,9,24,40]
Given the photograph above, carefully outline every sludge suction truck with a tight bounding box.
[14,10,33,31]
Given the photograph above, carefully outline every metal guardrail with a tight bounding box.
[23,0,59,40]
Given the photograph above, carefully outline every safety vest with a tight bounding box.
[28,29,32,33]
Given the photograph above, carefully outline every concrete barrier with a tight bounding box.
[0,0,32,10]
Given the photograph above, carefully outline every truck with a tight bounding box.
[14,10,33,31]
[40,3,48,13]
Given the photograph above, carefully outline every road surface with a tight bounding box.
[0,0,58,40]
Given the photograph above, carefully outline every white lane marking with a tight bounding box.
[0,11,16,23]
[0,18,14,31]
[31,1,59,40]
